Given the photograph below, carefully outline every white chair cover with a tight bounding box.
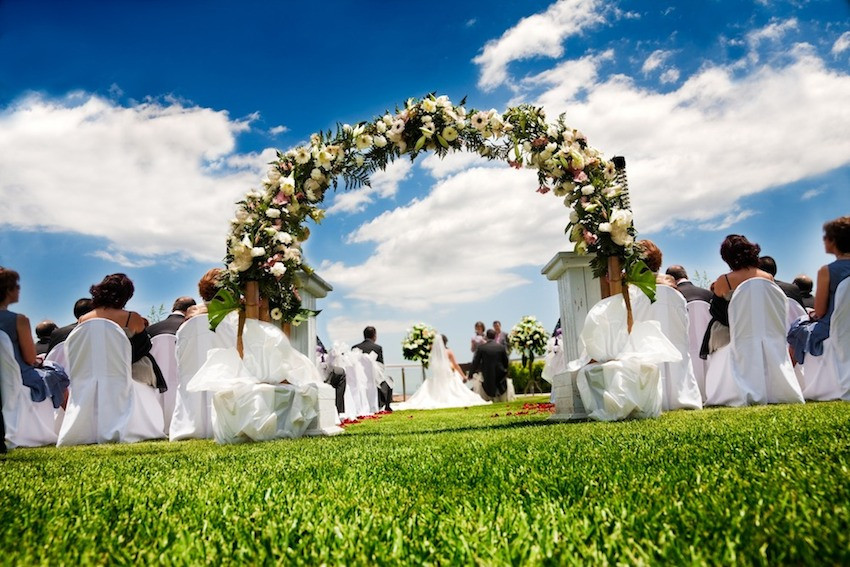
[354,349,382,414]
[786,299,809,393]
[541,336,567,384]
[43,342,69,434]
[631,286,703,411]
[187,319,342,443]
[704,279,804,407]
[327,343,372,419]
[57,319,165,446]
[150,333,179,433]
[0,331,59,448]
[170,317,217,441]
[569,294,681,421]
[686,301,711,403]
[800,278,850,401]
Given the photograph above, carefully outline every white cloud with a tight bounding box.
[832,31,850,55]
[696,210,756,231]
[269,125,289,135]
[320,166,570,310]
[0,92,267,263]
[518,47,850,234]
[473,0,606,90]
[642,50,671,74]
[419,151,495,179]
[801,188,822,201]
[659,68,680,83]
[326,159,412,215]
[746,18,798,52]
[89,249,157,268]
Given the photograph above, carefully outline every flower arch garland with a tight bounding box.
[213,94,651,328]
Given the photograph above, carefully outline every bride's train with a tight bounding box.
[396,335,491,410]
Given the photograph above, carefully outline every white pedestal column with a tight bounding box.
[291,271,333,359]
[541,252,601,421]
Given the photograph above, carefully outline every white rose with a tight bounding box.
[598,222,612,233]
[442,126,458,142]
[569,209,579,223]
[269,262,287,278]
[266,208,281,219]
[283,247,301,262]
[276,232,293,244]
[355,133,373,150]
[581,185,594,196]
[251,246,266,258]
[374,134,387,148]
[235,209,249,222]
[375,120,387,133]
[304,178,320,193]
[267,168,281,183]
[294,147,311,164]
[610,208,633,228]
[310,168,325,182]
[383,114,394,125]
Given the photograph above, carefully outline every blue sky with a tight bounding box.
[1,0,849,365]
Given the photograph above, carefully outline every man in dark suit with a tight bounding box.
[47,297,93,353]
[758,256,805,308]
[467,329,509,401]
[353,326,391,411]
[666,265,712,302]
[147,296,196,337]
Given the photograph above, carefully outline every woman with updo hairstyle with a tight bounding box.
[637,239,675,287]
[79,274,164,390]
[0,267,70,418]
[699,235,774,357]
[186,268,223,320]
[788,216,850,362]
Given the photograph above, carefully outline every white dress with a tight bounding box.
[396,336,490,410]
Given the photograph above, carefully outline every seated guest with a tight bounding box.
[666,265,712,302]
[637,239,676,287]
[79,274,166,392]
[700,235,774,358]
[0,267,69,408]
[186,268,223,320]
[788,216,850,363]
[147,296,196,336]
[793,274,816,310]
[48,298,94,353]
[758,256,805,307]
[34,320,57,356]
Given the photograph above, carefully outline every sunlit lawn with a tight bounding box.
[2,397,849,564]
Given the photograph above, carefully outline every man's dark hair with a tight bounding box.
[172,296,197,313]
[665,265,687,281]
[758,256,778,277]
[485,329,496,340]
[363,326,376,340]
[35,320,57,339]
[793,275,813,294]
[73,298,94,319]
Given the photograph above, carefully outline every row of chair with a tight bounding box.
[322,345,387,419]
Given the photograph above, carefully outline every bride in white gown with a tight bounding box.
[396,334,491,410]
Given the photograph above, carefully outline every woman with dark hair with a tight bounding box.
[79,274,164,391]
[0,267,69,410]
[700,235,774,357]
[788,216,850,362]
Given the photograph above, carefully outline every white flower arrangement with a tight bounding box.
[402,323,437,367]
[508,316,549,363]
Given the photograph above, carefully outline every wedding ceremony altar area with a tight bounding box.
[2,397,848,564]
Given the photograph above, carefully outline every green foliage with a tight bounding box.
[627,258,657,302]
[3,401,849,564]
[507,360,550,393]
[146,303,167,324]
[207,287,241,331]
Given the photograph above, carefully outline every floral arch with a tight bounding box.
[212,94,652,332]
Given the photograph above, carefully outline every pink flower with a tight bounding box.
[573,170,589,183]
[582,229,598,245]
[536,186,551,194]
[273,191,288,205]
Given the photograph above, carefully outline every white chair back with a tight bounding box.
[171,316,216,440]
[705,278,804,406]
[631,286,702,410]
[327,345,371,419]
[44,342,69,373]
[801,278,850,400]
[58,319,164,446]
[354,351,381,414]
[150,333,178,432]
[686,300,711,402]
[0,331,58,448]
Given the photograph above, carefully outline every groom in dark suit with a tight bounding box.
[666,265,712,303]
[467,329,509,401]
[353,326,392,411]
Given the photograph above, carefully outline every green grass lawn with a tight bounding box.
[2,398,849,565]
